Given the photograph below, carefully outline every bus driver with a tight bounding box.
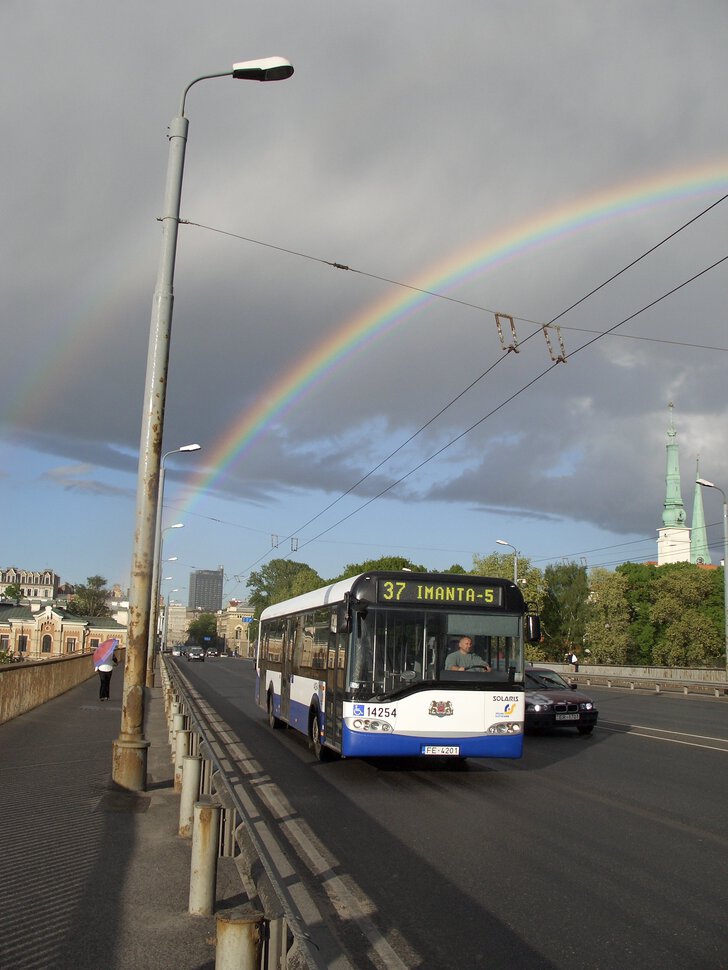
[445,636,491,672]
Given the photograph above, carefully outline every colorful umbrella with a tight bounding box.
[93,637,119,669]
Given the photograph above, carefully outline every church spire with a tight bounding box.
[657,402,691,565]
[691,455,712,564]
[662,402,687,528]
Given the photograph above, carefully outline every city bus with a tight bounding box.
[255,571,540,761]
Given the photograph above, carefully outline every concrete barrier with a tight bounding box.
[0,650,126,725]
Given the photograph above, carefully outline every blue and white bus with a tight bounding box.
[255,571,540,761]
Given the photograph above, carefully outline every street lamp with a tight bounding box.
[147,443,200,688]
[113,57,294,792]
[496,539,519,585]
[696,477,728,674]
[162,587,187,654]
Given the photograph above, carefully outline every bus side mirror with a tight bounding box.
[525,614,541,644]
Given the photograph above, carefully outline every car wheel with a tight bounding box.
[577,725,594,735]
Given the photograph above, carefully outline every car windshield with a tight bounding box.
[526,669,570,690]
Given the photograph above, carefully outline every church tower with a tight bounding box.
[657,403,691,564]
[690,456,712,564]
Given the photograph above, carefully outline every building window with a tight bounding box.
[0,635,8,651]
[66,637,77,653]
[18,635,28,653]
[90,638,100,651]
[42,634,52,653]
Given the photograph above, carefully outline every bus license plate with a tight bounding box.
[422,745,460,756]
[555,713,579,721]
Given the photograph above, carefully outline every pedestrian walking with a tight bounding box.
[569,650,579,673]
[93,637,119,701]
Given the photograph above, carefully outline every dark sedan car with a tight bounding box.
[186,646,205,662]
[525,667,598,735]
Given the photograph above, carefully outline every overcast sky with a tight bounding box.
[2,2,727,601]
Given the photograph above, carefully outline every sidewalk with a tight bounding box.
[0,668,240,970]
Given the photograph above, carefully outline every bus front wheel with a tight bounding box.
[309,710,330,762]
[267,692,284,730]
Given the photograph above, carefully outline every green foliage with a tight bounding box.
[583,568,631,664]
[246,559,324,616]
[0,648,16,664]
[330,555,428,582]
[649,562,724,666]
[471,552,546,616]
[67,575,112,617]
[540,562,589,659]
[187,613,218,645]
[2,583,22,605]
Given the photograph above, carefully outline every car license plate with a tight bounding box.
[422,745,460,756]
[555,713,579,721]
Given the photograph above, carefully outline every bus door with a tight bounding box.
[324,621,346,748]
[280,619,295,722]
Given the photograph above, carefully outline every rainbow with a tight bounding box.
[179,161,728,509]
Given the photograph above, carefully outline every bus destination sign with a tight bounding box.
[376,579,504,608]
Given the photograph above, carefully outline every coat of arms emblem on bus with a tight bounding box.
[428,700,454,717]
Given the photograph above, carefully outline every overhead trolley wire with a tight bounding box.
[182,194,728,586]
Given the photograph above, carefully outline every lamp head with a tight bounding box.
[179,443,201,453]
[696,477,715,488]
[496,539,509,547]
[232,56,294,81]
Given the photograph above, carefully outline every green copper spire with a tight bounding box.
[691,456,712,564]
[662,402,687,528]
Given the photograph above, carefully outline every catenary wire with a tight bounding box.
[228,252,728,585]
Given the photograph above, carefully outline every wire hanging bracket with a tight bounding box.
[495,313,520,353]
[542,324,568,363]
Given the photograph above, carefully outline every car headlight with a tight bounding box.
[527,702,552,712]
[580,702,593,710]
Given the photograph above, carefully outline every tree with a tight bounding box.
[331,555,428,582]
[246,559,324,615]
[540,562,589,659]
[471,552,546,617]
[584,568,631,664]
[67,575,112,617]
[616,562,658,664]
[187,613,218,646]
[2,583,22,605]
[650,562,723,666]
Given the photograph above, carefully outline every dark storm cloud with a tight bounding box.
[1,0,727,583]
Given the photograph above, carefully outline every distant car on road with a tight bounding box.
[525,667,598,735]
[186,646,205,662]
[205,646,219,658]
[171,645,183,657]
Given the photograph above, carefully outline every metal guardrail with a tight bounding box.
[160,657,321,970]
[540,662,728,697]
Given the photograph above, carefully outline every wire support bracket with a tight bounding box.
[542,324,568,363]
[495,313,520,353]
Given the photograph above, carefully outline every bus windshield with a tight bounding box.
[349,606,523,699]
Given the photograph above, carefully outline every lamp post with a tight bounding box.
[148,524,183,679]
[696,477,728,674]
[147,442,200,688]
[113,56,294,792]
[496,539,519,585]
[162,587,186,654]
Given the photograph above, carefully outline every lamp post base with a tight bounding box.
[112,738,150,792]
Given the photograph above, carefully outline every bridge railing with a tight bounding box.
[160,656,320,970]
[536,662,728,697]
[0,649,126,725]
